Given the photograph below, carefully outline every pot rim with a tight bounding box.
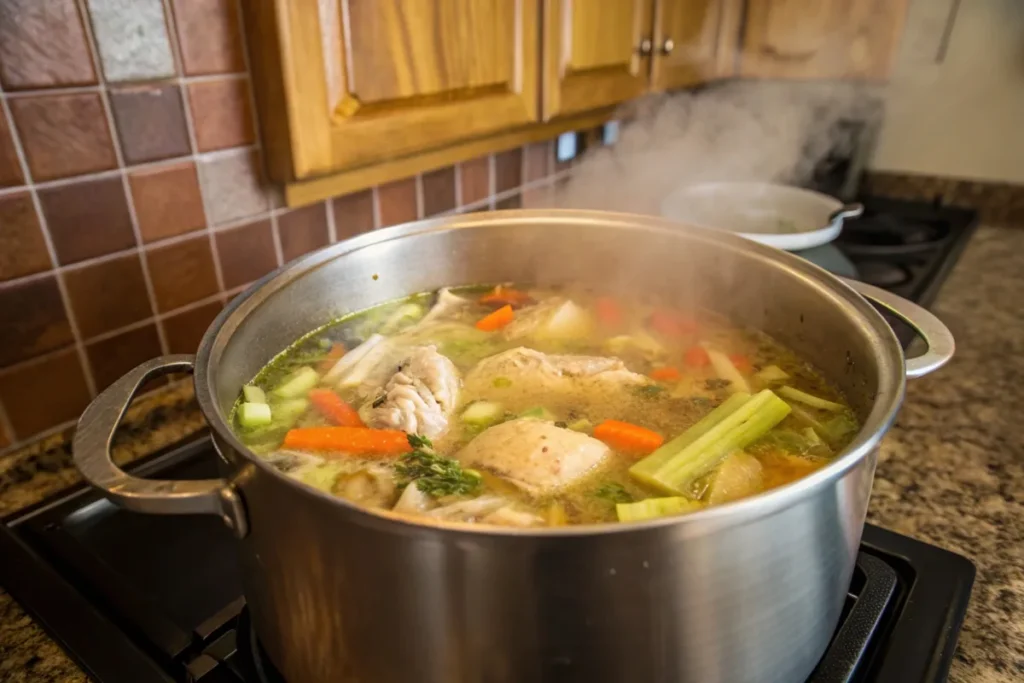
[194,209,905,537]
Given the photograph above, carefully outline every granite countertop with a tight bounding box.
[1,227,1022,682]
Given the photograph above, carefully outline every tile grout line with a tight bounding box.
[325,196,338,243]
[0,73,250,101]
[487,154,497,210]
[0,418,79,459]
[454,162,463,208]
[269,213,285,267]
[414,174,425,220]
[371,186,382,229]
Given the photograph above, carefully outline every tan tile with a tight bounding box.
[0,276,73,367]
[10,93,117,182]
[0,0,97,90]
[332,189,374,239]
[86,0,175,82]
[146,236,219,312]
[421,166,456,217]
[459,155,490,206]
[524,141,552,183]
[171,0,246,76]
[494,148,523,194]
[162,301,222,354]
[197,150,271,225]
[0,193,50,281]
[109,85,191,164]
[0,110,24,188]
[377,178,417,227]
[64,255,153,339]
[38,177,136,266]
[86,324,162,391]
[215,219,277,289]
[0,349,91,439]
[188,79,255,152]
[130,162,206,243]
[279,204,329,262]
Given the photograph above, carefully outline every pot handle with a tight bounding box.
[828,202,864,224]
[72,355,248,537]
[841,279,955,379]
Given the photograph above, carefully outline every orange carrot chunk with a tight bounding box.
[649,310,698,338]
[650,366,681,382]
[729,353,752,374]
[475,304,515,332]
[317,343,346,374]
[595,297,623,328]
[593,420,664,456]
[308,389,365,427]
[480,285,533,308]
[282,427,412,456]
[683,346,710,368]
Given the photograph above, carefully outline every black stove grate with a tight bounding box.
[0,436,974,683]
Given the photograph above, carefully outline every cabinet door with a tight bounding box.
[652,0,726,89]
[737,0,908,80]
[543,0,654,119]
[248,0,539,181]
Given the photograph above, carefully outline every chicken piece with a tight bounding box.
[482,505,546,528]
[333,467,397,509]
[456,419,611,497]
[416,288,473,326]
[707,452,764,505]
[463,347,647,415]
[426,495,508,521]
[362,345,461,439]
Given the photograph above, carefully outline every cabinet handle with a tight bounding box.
[660,38,675,55]
[637,38,653,57]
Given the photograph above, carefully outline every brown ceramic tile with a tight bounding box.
[109,85,191,165]
[10,94,117,182]
[162,301,222,354]
[0,276,73,367]
[0,349,91,438]
[0,0,97,90]
[378,178,418,227]
[130,162,206,243]
[146,236,219,312]
[38,177,135,266]
[494,148,523,194]
[215,219,277,289]
[279,204,329,261]
[524,141,551,183]
[0,111,24,188]
[171,0,246,76]
[86,324,162,391]
[495,194,522,210]
[421,166,456,217]
[187,79,255,152]
[332,189,375,238]
[63,255,153,339]
[459,155,490,206]
[0,193,50,281]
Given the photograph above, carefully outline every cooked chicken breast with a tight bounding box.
[362,346,460,439]
[456,419,610,496]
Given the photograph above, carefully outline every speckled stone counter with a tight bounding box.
[1,227,1022,682]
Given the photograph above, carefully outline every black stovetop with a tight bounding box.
[0,195,979,683]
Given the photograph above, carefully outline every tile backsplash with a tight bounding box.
[0,0,570,453]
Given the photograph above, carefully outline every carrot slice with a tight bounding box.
[282,427,411,456]
[729,353,752,374]
[683,346,710,368]
[593,420,664,456]
[650,366,681,382]
[595,297,623,328]
[649,310,698,338]
[480,285,533,308]
[475,304,514,332]
[317,343,346,374]
[308,389,364,427]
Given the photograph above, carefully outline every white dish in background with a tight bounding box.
[660,181,863,251]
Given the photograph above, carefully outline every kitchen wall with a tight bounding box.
[871,0,1024,185]
[0,0,569,454]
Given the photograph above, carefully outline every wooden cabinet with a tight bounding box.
[736,0,908,80]
[651,0,729,89]
[246,0,539,181]
[542,0,653,119]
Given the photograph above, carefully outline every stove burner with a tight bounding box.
[838,214,950,258]
[854,260,912,288]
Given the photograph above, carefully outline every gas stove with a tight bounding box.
[0,435,975,683]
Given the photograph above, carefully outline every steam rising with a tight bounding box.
[552,81,880,215]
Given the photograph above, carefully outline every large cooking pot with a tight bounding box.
[73,210,953,683]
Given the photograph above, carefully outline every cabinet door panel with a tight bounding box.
[652,0,725,89]
[543,0,653,119]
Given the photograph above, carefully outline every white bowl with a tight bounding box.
[660,181,862,251]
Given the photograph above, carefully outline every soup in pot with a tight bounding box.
[231,285,859,527]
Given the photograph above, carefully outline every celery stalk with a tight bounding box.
[777,386,845,412]
[706,348,752,393]
[755,365,790,384]
[630,389,791,495]
[242,385,267,404]
[272,366,319,398]
[238,402,272,427]
[616,497,703,522]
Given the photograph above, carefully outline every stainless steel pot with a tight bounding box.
[73,210,954,683]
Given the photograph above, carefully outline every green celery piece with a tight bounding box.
[616,497,703,522]
[238,402,272,427]
[518,406,556,421]
[461,400,505,426]
[630,389,791,495]
[242,385,267,404]
[273,366,319,398]
[273,397,310,425]
[777,386,845,412]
